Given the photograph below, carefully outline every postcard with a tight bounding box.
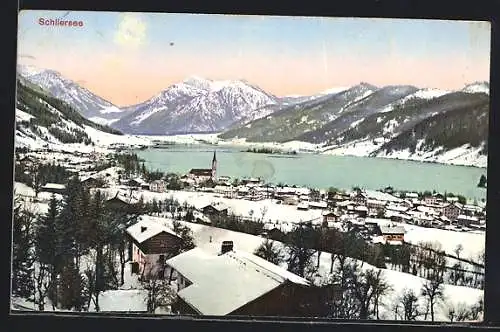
[12,11,489,321]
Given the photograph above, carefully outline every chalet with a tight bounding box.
[262,224,285,240]
[441,202,463,221]
[128,178,148,189]
[354,205,368,218]
[457,214,479,226]
[379,225,405,243]
[41,183,66,195]
[106,192,139,210]
[80,176,101,188]
[366,199,386,210]
[150,180,166,193]
[322,211,339,224]
[214,185,236,198]
[424,193,445,205]
[166,244,323,317]
[201,203,228,217]
[126,217,183,279]
[352,191,367,205]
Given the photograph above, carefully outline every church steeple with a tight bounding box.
[211,150,217,181]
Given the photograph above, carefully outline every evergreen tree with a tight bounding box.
[58,260,86,311]
[478,175,487,188]
[254,239,284,265]
[34,194,60,307]
[12,198,36,299]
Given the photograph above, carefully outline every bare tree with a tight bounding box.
[143,264,176,314]
[445,302,470,322]
[421,271,445,321]
[454,244,464,259]
[399,288,420,321]
[260,206,268,223]
[33,263,51,311]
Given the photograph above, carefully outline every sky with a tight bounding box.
[17,11,491,107]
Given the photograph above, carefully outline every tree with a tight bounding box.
[445,302,471,322]
[254,239,284,265]
[285,223,317,278]
[454,244,463,259]
[12,198,36,299]
[31,164,42,198]
[477,174,487,188]
[399,288,420,321]
[58,261,86,311]
[421,271,445,321]
[143,264,176,313]
[34,194,60,309]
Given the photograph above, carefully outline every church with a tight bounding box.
[187,151,217,184]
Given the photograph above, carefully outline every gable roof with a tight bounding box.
[166,247,309,315]
[379,225,405,235]
[126,217,180,243]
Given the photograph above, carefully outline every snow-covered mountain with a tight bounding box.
[15,78,128,151]
[462,81,490,95]
[221,82,489,167]
[112,76,279,135]
[16,64,132,123]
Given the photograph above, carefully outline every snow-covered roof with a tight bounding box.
[405,192,419,198]
[457,215,479,221]
[166,247,309,315]
[354,205,368,211]
[364,190,402,203]
[379,225,405,235]
[309,201,327,208]
[126,217,179,244]
[42,183,66,190]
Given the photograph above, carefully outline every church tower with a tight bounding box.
[211,150,217,181]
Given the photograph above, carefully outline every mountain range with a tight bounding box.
[16,64,490,165]
[15,76,122,150]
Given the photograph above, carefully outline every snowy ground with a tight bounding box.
[142,215,484,321]
[100,187,485,260]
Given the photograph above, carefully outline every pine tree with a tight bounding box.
[34,194,60,307]
[12,198,36,299]
[58,261,85,311]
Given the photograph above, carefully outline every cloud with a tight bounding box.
[113,13,147,48]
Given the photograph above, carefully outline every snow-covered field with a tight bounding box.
[142,215,484,321]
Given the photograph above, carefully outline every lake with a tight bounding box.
[134,144,488,201]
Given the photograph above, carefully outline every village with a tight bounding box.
[11,146,486,319]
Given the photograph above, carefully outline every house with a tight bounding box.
[424,193,445,205]
[128,178,148,189]
[441,202,462,221]
[309,201,328,210]
[150,180,166,193]
[322,211,339,224]
[80,176,102,188]
[352,190,367,205]
[354,205,368,218]
[106,192,139,210]
[379,225,405,243]
[297,202,309,211]
[283,196,299,205]
[41,183,66,195]
[201,202,228,217]
[457,214,479,226]
[126,217,183,279]
[166,244,321,316]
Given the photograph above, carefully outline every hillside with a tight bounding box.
[371,94,489,157]
[219,83,380,142]
[17,64,132,124]
[15,79,123,148]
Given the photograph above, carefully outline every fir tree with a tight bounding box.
[12,198,36,299]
